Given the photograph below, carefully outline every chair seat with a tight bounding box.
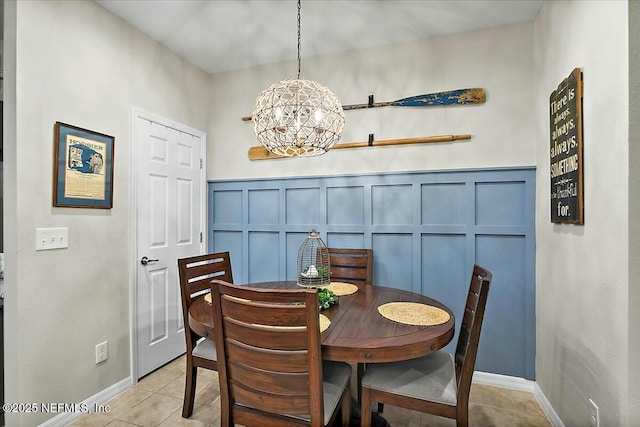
[321,361,352,425]
[361,351,457,406]
[281,360,352,425]
[192,337,217,360]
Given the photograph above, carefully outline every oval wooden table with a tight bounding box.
[189,280,455,363]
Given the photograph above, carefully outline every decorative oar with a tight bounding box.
[241,88,486,121]
[248,134,471,161]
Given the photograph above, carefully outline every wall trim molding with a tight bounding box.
[207,165,537,185]
[38,377,132,427]
[473,371,565,427]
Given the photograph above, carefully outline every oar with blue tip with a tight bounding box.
[241,88,486,121]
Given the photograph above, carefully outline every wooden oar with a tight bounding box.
[241,88,485,121]
[248,134,471,161]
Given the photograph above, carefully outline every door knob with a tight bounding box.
[140,256,159,265]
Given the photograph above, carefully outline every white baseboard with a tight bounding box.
[472,371,565,427]
[473,370,536,392]
[38,376,133,427]
[533,381,566,427]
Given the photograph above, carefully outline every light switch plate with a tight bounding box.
[36,227,69,250]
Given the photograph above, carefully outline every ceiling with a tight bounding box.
[95,0,542,75]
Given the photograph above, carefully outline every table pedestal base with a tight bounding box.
[349,412,390,427]
[344,397,390,427]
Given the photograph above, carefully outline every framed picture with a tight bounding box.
[53,122,115,208]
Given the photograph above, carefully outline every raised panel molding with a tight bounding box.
[208,167,536,379]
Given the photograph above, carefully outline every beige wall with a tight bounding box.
[4,1,210,425]
[3,1,637,426]
[208,22,535,180]
[534,1,631,425]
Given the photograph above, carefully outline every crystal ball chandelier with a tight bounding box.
[252,0,345,157]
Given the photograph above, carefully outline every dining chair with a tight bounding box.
[209,279,352,427]
[359,265,492,427]
[327,247,374,407]
[327,248,373,291]
[177,252,233,418]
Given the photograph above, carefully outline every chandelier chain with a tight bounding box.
[297,0,301,79]
[251,0,344,157]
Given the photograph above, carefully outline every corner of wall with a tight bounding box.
[627,2,640,425]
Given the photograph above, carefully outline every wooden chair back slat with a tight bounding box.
[223,318,309,351]
[330,266,368,281]
[221,297,309,326]
[226,340,309,372]
[179,252,233,308]
[231,382,311,415]
[228,360,310,395]
[327,248,373,290]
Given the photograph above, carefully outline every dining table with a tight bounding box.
[188,280,456,426]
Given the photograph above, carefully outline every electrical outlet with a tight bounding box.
[588,398,600,427]
[95,341,108,364]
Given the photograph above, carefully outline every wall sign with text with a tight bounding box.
[550,68,583,224]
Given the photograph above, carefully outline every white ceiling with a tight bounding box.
[95,0,542,74]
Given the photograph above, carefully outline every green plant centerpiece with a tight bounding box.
[317,287,339,310]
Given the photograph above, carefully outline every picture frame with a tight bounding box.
[53,122,115,208]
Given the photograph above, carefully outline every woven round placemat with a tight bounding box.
[377,302,450,326]
[319,314,331,333]
[326,282,359,296]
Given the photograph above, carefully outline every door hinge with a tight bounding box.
[200,232,203,243]
[200,158,203,169]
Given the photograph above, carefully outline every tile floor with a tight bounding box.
[71,355,552,426]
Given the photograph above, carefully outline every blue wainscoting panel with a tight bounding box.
[326,233,365,249]
[248,189,279,225]
[421,182,467,225]
[421,234,468,354]
[208,167,536,379]
[211,230,243,282]
[248,231,280,283]
[372,184,413,225]
[421,235,468,305]
[476,234,530,378]
[212,190,242,224]
[327,186,365,225]
[286,187,321,224]
[372,233,414,290]
[476,181,526,226]
[286,232,308,281]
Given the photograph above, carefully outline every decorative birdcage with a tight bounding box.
[297,229,331,287]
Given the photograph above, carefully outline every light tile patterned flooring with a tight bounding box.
[71,354,552,426]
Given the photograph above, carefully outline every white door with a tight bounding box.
[135,114,205,378]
